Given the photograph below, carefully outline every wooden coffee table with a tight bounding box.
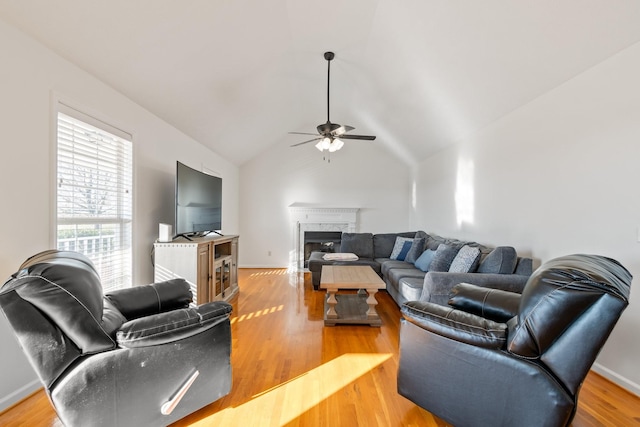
[320,265,386,327]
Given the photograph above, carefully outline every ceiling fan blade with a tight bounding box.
[339,134,376,140]
[291,137,322,147]
[288,131,320,136]
[332,125,355,136]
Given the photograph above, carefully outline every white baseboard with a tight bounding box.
[0,379,42,412]
[592,362,640,397]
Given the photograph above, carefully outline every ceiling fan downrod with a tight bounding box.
[324,51,334,124]
[287,50,376,151]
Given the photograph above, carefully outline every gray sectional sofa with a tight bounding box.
[308,231,533,307]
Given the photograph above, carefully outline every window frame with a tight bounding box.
[52,98,134,291]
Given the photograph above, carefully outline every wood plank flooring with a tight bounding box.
[1,268,639,426]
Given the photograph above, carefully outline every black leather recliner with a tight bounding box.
[0,250,233,426]
[397,254,631,427]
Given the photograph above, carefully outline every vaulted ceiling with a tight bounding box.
[2,1,640,166]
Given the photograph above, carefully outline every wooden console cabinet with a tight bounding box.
[154,235,239,304]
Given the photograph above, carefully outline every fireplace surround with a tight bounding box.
[289,205,358,270]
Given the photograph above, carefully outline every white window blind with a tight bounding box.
[56,108,133,292]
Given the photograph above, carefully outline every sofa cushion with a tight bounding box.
[430,244,460,272]
[390,237,414,260]
[397,277,425,302]
[333,258,381,274]
[414,249,436,272]
[373,232,416,258]
[381,259,412,276]
[340,233,374,259]
[514,257,533,276]
[448,245,481,273]
[388,268,426,287]
[307,251,336,273]
[405,237,426,264]
[477,246,518,274]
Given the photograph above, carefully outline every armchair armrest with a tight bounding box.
[401,301,507,349]
[448,283,521,323]
[105,278,192,320]
[116,301,232,349]
[420,272,528,306]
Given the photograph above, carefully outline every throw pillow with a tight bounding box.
[477,246,518,274]
[404,237,426,264]
[414,249,436,272]
[429,244,460,272]
[390,237,414,261]
[448,245,481,273]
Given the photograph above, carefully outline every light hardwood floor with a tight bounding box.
[1,268,639,426]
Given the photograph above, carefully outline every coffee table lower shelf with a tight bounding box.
[323,292,382,327]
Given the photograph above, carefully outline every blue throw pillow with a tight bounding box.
[414,249,436,272]
[390,237,414,260]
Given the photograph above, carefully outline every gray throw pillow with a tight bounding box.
[414,230,429,239]
[448,245,481,273]
[514,258,533,276]
[429,244,460,272]
[477,246,518,274]
[405,237,426,264]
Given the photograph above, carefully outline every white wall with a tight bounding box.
[411,41,640,395]
[0,19,239,410]
[239,137,412,268]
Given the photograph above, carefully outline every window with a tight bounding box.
[56,104,133,292]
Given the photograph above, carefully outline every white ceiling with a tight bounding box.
[2,1,640,166]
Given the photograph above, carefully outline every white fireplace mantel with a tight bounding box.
[289,205,359,270]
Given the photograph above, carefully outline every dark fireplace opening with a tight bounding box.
[303,231,342,267]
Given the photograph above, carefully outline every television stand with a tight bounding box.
[154,235,239,304]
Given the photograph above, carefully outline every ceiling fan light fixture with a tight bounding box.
[289,51,376,154]
[315,137,331,152]
[329,138,344,152]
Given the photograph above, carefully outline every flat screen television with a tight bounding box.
[175,161,222,237]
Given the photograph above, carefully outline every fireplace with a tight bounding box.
[289,205,358,270]
[303,231,342,267]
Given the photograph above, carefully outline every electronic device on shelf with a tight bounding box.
[175,161,223,240]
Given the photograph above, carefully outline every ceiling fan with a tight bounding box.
[290,51,376,155]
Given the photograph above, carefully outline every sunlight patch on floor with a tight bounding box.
[187,353,392,426]
[248,270,289,277]
[230,305,284,324]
